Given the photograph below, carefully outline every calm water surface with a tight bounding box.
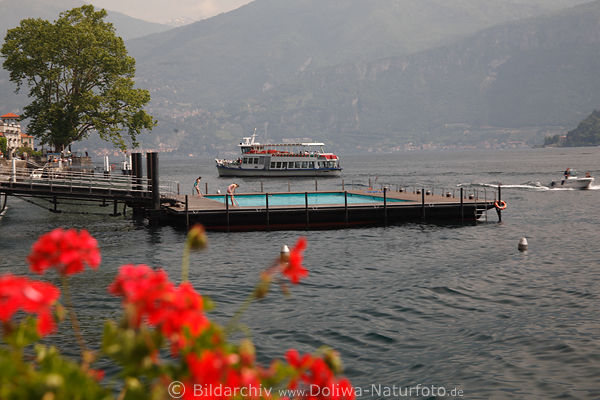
[1,147,599,399]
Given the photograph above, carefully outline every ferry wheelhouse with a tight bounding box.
[215,132,342,177]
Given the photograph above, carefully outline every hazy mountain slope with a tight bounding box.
[129,0,591,110]
[209,0,600,149]
[0,0,171,40]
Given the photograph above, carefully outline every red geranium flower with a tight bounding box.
[27,228,101,275]
[0,274,60,336]
[110,264,209,353]
[282,237,308,284]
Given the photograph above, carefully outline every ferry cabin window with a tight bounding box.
[276,162,282,169]
[288,162,294,168]
[295,162,301,168]
[302,161,308,168]
[270,162,276,168]
[309,162,315,168]
[243,157,248,164]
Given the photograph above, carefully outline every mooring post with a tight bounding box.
[103,156,110,177]
[484,188,488,222]
[305,192,309,229]
[342,179,345,191]
[132,152,143,196]
[344,191,348,226]
[421,187,425,219]
[205,182,208,195]
[225,194,230,232]
[496,184,502,222]
[266,193,270,229]
[11,158,16,183]
[315,178,318,191]
[53,196,58,213]
[460,187,464,224]
[185,195,189,230]
[474,191,478,223]
[113,199,118,216]
[383,187,388,226]
[149,153,160,210]
[260,182,264,193]
[0,193,7,214]
[288,181,291,192]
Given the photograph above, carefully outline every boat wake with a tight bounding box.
[472,182,600,191]
[471,182,549,191]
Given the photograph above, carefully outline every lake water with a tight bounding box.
[1,147,599,399]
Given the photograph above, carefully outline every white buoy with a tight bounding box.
[280,244,290,262]
[518,237,528,252]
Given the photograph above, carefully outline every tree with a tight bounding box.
[0,136,6,157]
[1,5,156,151]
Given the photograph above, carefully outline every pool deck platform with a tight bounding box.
[156,189,501,231]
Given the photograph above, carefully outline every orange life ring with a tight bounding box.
[494,200,507,210]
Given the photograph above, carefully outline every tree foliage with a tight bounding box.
[1,5,156,151]
[0,136,6,157]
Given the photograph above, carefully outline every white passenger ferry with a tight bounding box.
[215,132,342,177]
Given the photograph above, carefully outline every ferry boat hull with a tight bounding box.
[216,164,341,177]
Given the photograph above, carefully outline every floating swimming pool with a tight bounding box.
[205,192,408,207]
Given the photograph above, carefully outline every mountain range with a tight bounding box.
[0,0,598,153]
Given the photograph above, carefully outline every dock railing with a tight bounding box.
[1,165,142,195]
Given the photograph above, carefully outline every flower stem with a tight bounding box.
[60,275,87,356]
[181,241,190,282]
[223,292,255,337]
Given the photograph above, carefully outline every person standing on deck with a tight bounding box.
[227,183,239,207]
[194,177,203,197]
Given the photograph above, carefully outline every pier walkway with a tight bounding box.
[1,155,504,231]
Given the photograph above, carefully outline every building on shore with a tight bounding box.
[0,112,34,158]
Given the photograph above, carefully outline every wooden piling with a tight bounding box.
[496,184,502,222]
[344,191,348,226]
[460,187,464,224]
[305,192,309,229]
[421,188,425,219]
[185,195,189,229]
[266,193,270,228]
[225,194,230,232]
[383,187,388,225]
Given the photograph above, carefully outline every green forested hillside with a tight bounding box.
[566,110,600,146]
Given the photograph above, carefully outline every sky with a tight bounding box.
[87,0,253,24]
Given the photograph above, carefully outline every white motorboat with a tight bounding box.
[215,131,342,177]
[550,170,594,189]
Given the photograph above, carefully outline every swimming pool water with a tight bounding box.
[205,192,408,207]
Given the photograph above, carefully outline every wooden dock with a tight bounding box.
[1,154,504,231]
[158,188,501,231]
